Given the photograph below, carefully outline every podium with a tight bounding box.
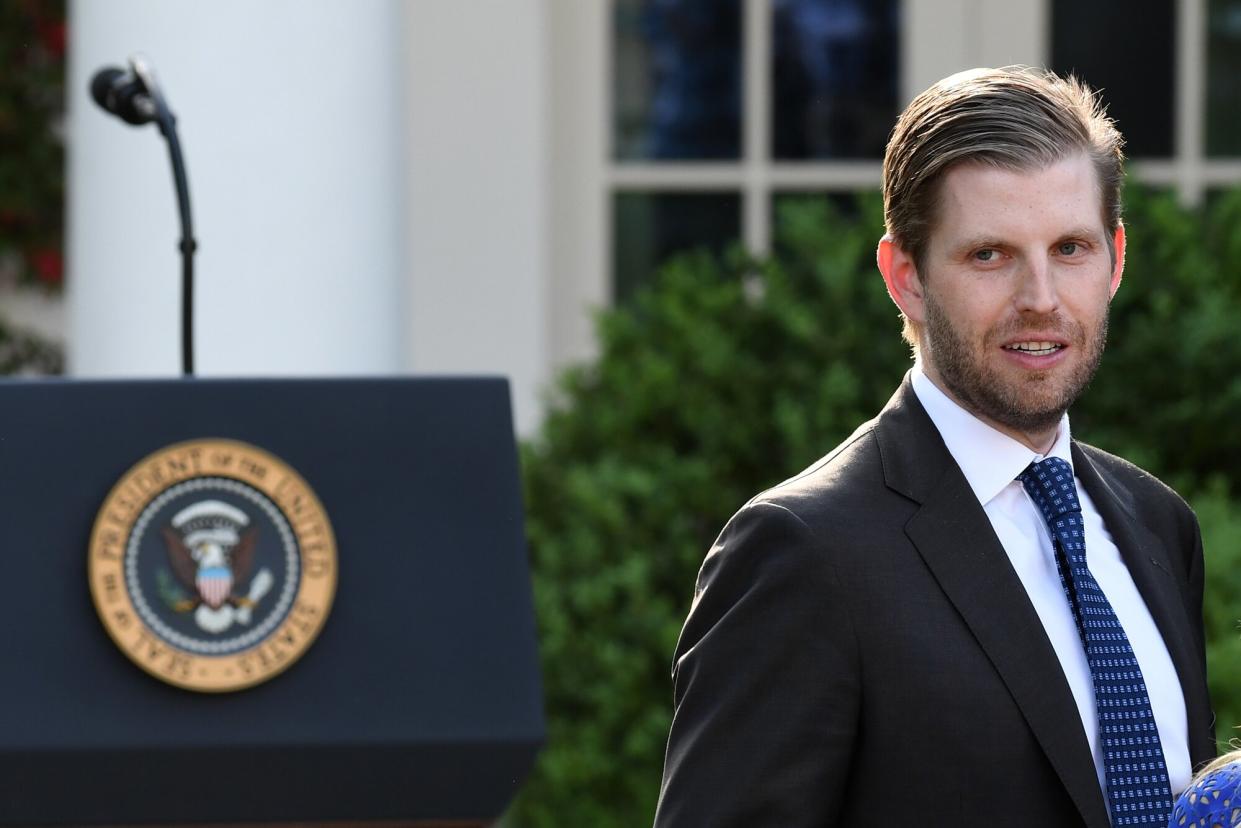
[0,377,544,826]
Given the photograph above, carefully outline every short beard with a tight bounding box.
[922,293,1107,434]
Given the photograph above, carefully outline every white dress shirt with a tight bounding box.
[910,364,1191,797]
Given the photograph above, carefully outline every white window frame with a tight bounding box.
[547,0,1234,371]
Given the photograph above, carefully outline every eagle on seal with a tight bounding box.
[161,499,259,614]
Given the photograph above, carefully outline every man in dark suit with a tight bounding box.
[654,67,1215,827]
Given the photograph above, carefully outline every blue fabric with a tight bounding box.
[1170,761,1241,827]
[1020,457,1173,827]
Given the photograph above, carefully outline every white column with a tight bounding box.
[548,0,608,374]
[902,0,1050,103]
[67,0,406,376]
[405,0,550,436]
[1175,0,1207,206]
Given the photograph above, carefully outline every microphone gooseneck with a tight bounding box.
[89,56,196,377]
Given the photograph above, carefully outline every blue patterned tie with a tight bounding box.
[1018,457,1172,827]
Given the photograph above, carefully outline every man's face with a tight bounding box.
[903,153,1123,444]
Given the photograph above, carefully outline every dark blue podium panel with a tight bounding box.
[0,377,544,826]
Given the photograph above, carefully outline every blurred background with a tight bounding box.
[6,0,1238,430]
[5,1,1241,826]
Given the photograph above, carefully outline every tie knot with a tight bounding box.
[1018,456,1081,520]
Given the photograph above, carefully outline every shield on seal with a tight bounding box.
[196,565,233,609]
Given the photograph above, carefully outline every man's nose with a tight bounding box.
[1014,257,1059,315]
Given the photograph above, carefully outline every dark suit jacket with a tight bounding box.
[654,378,1215,827]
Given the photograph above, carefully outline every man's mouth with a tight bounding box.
[1003,341,1064,357]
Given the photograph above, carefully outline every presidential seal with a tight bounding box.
[88,439,337,692]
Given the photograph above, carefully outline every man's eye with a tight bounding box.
[974,249,997,262]
[1059,242,1079,255]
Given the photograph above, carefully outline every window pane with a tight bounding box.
[1208,0,1241,156]
[1051,0,1175,159]
[772,0,900,160]
[613,192,741,302]
[613,0,743,161]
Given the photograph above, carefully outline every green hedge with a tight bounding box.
[514,187,1241,826]
[1194,483,1241,749]
[0,0,66,290]
[0,0,66,377]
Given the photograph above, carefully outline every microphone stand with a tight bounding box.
[130,55,195,376]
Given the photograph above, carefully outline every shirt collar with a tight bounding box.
[910,362,1073,506]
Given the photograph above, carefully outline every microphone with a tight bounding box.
[90,65,157,126]
[88,55,196,376]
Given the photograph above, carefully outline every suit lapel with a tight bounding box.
[875,380,1112,827]
[1071,444,1215,765]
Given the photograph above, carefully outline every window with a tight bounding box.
[613,0,743,161]
[1051,0,1177,159]
[556,0,1241,348]
[608,0,898,300]
[614,191,742,302]
[771,0,899,160]
[1207,0,1241,156]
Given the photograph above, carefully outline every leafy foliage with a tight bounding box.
[514,188,1241,826]
[0,0,66,375]
[0,313,63,375]
[0,0,66,290]
[1194,483,1241,744]
[1073,188,1241,489]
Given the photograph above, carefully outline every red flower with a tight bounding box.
[26,0,67,58]
[29,248,63,285]
[39,20,66,58]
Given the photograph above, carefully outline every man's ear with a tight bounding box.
[877,235,926,324]
[1109,223,1126,298]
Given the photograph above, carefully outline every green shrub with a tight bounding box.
[1195,482,1241,745]
[514,187,1241,826]
[1072,188,1241,488]
[0,0,66,291]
